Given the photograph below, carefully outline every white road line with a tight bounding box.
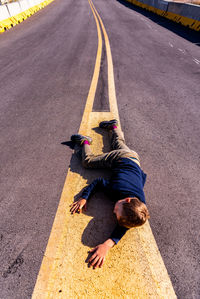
[193,58,200,65]
[146,23,152,29]
[178,48,185,54]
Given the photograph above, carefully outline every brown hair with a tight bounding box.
[118,197,150,228]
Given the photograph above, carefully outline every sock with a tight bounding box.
[112,125,118,129]
[83,140,90,145]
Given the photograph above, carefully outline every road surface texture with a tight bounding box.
[0,0,199,298]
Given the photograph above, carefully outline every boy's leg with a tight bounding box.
[99,120,140,164]
[71,130,140,168]
[82,141,127,169]
[110,127,140,164]
[99,119,132,151]
[109,127,130,151]
[71,134,116,169]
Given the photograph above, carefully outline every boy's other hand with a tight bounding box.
[88,239,115,269]
[70,198,87,214]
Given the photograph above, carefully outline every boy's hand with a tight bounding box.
[70,198,87,214]
[88,239,115,269]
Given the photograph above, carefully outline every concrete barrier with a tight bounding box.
[18,0,31,11]
[0,4,15,32]
[6,2,21,16]
[154,0,168,10]
[167,2,200,20]
[31,0,40,6]
[7,1,28,23]
[126,0,200,31]
[0,0,54,33]
[0,4,10,21]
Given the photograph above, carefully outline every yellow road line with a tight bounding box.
[90,0,120,125]
[78,0,103,134]
[32,0,177,298]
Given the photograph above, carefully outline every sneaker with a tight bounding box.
[99,119,118,130]
[71,134,92,145]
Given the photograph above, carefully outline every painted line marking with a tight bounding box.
[193,58,200,65]
[32,0,177,298]
[169,42,174,48]
[89,0,120,123]
[78,0,103,134]
[178,48,185,54]
[145,22,152,29]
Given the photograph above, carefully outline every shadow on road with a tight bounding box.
[117,0,200,46]
[62,129,117,251]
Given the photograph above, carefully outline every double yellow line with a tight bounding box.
[79,0,120,135]
[32,1,176,298]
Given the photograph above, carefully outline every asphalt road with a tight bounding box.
[0,0,200,298]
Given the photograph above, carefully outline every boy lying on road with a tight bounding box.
[70,120,149,269]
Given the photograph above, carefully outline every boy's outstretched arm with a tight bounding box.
[87,226,129,269]
[70,178,109,214]
[88,239,115,269]
[70,198,87,214]
[81,177,109,200]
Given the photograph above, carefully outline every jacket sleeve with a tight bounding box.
[81,178,109,200]
[110,224,129,244]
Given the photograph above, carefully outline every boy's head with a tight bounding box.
[113,197,150,228]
